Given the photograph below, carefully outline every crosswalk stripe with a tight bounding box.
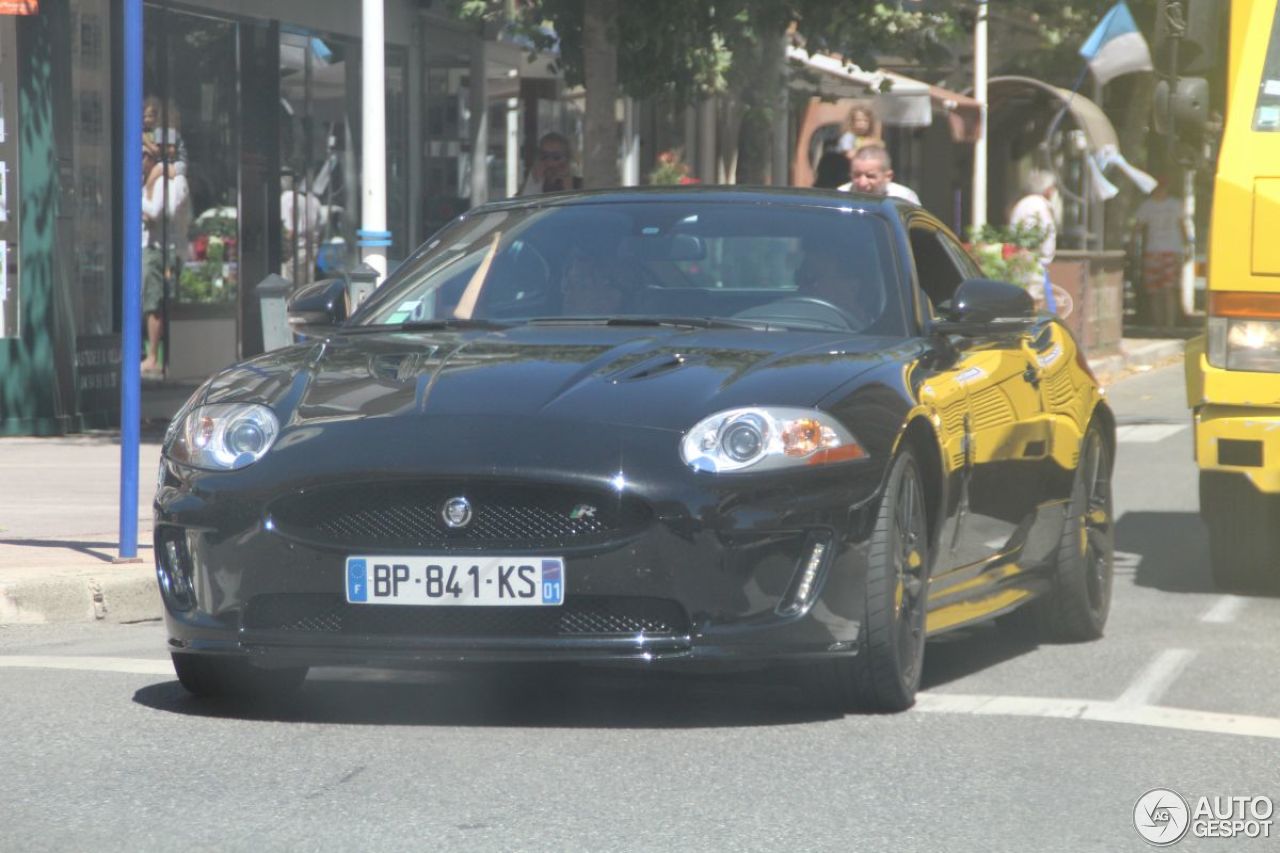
[1116,424,1187,443]
[914,692,1280,740]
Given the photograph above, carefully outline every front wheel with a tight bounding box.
[807,447,931,712]
[171,653,308,699]
[1036,420,1114,642]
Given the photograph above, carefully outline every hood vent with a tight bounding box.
[609,353,690,383]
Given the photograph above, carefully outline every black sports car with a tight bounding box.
[155,187,1114,711]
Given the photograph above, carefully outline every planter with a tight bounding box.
[1047,249,1125,357]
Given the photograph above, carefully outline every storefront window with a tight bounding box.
[69,0,113,338]
[423,63,471,236]
[144,8,239,310]
[278,32,409,280]
[0,18,18,339]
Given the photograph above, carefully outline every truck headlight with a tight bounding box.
[681,407,867,473]
[164,403,280,471]
[1207,317,1280,372]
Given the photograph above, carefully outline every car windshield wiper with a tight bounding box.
[349,318,514,333]
[527,315,771,331]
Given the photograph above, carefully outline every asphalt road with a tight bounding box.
[2,363,1277,853]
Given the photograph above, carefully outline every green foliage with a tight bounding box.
[967,222,1050,286]
[445,0,1151,106]
[649,149,692,185]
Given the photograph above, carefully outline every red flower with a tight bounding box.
[1001,242,1018,260]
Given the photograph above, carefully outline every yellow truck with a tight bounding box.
[1184,0,1280,586]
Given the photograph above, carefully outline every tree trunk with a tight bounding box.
[582,0,619,188]
[732,33,787,185]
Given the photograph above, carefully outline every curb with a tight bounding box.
[1088,338,1185,386]
[0,566,160,625]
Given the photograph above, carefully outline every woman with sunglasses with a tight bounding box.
[520,132,583,195]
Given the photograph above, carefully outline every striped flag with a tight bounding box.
[1079,2,1154,86]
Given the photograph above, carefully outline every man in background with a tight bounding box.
[839,144,920,205]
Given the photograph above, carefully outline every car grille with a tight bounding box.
[243,594,689,637]
[267,480,651,549]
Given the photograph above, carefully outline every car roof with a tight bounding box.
[471,185,909,216]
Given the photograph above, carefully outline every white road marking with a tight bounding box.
[1117,649,1196,707]
[0,655,172,676]
[1112,550,1143,573]
[1115,424,1187,443]
[914,693,1280,740]
[1201,595,1248,624]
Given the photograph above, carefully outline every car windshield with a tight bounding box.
[352,200,907,335]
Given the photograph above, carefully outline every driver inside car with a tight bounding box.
[795,245,877,328]
[560,249,633,315]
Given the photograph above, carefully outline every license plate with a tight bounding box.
[345,556,565,606]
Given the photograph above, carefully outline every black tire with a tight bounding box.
[1036,420,1114,642]
[1201,472,1277,590]
[171,653,308,699]
[807,447,931,712]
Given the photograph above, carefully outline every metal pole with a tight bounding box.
[622,97,640,186]
[469,38,489,206]
[360,0,389,279]
[506,95,520,196]
[117,0,142,562]
[972,0,989,228]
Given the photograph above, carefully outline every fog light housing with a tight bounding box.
[777,537,831,616]
[155,528,195,611]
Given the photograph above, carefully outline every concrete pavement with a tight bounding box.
[0,338,1187,626]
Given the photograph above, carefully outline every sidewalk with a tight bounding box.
[0,337,1186,626]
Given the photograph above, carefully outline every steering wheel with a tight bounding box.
[735,296,859,330]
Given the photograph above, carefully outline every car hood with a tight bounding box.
[203,325,908,433]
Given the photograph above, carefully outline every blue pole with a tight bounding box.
[118,0,142,561]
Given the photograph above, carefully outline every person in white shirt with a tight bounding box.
[281,175,326,285]
[838,144,921,205]
[1132,177,1189,327]
[141,128,191,376]
[1009,170,1058,311]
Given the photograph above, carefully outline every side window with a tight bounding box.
[908,226,967,310]
[937,230,983,280]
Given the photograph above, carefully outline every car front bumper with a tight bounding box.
[155,428,886,670]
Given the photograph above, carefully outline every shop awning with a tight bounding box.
[986,75,1118,152]
[786,46,933,126]
[786,46,981,140]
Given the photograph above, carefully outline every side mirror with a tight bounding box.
[287,278,347,338]
[935,278,1036,335]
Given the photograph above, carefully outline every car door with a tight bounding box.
[906,218,1050,626]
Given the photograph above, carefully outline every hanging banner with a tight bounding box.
[0,1,38,14]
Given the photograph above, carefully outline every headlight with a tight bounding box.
[164,403,280,471]
[681,407,867,473]
[1207,317,1280,372]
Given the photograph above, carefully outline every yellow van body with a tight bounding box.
[1186,0,1280,584]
